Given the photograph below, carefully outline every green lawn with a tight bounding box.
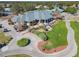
[44,21,68,50]
[70,21,79,56]
[6,54,31,57]
[33,20,68,50]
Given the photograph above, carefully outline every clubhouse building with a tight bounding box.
[11,6,64,31]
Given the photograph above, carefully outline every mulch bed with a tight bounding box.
[37,41,67,54]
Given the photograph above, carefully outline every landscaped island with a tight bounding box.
[70,21,79,56]
[17,38,30,47]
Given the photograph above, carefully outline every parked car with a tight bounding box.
[3,28,11,32]
[0,43,6,49]
[0,24,2,28]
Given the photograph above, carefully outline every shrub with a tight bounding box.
[38,32,48,41]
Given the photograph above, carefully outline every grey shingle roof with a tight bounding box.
[12,8,63,22]
[22,10,53,22]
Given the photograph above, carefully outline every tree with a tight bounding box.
[0,32,11,44]
[64,7,77,14]
[11,3,24,15]
[11,2,37,14]
[8,18,14,25]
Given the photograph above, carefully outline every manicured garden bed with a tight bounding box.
[17,38,30,47]
[33,20,68,52]
[70,21,79,56]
